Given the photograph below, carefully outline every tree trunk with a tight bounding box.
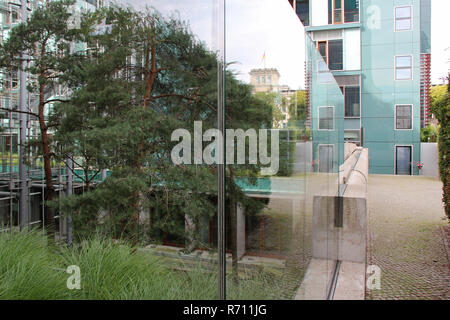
[84,167,90,191]
[129,34,158,241]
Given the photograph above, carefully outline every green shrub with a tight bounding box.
[420,125,438,142]
[0,230,68,299]
[0,231,276,299]
[431,82,450,219]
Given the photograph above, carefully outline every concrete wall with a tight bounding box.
[312,195,367,263]
[312,148,368,263]
[420,142,439,177]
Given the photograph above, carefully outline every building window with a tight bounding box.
[3,70,19,90]
[329,0,359,24]
[319,145,334,172]
[344,0,359,23]
[395,55,413,80]
[328,39,343,71]
[5,9,20,25]
[318,41,327,63]
[296,0,309,26]
[395,6,412,31]
[396,105,412,129]
[318,106,334,130]
[328,0,333,24]
[317,39,342,71]
[344,130,361,145]
[333,0,343,24]
[344,86,360,117]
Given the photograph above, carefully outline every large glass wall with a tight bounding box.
[224,0,344,300]
[0,0,345,300]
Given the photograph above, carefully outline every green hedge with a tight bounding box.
[431,82,450,219]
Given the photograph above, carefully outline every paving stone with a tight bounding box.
[366,175,450,300]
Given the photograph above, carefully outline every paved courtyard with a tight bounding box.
[366,175,450,300]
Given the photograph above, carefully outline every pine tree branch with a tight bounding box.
[0,107,39,118]
[43,98,70,105]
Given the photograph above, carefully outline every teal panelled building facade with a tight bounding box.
[290,0,431,175]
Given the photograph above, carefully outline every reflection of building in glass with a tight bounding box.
[0,0,103,229]
[249,68,301,128]
[290,0,431,175]
[249,68,280,93]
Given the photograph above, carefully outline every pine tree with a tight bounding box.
[0,0,83,233]
[55,5,274,282]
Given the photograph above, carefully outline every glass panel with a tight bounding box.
[344,130,360,145]
[395,6,411,19]
[0,0,355,301]
[396,19,411,31]
[334,0,342,23]
[296,0,310,26]
[334,10,342,23]
[328,0,333,24]
[344,0,359,23]
[307,14,344,299]
[396,56,412,80]
[0,0,225,300]
[396,68,412,80]
[319,107,334,130]
[396,105,412,129]
[396,56,412,68]
[222,0,344,300]
[344,87,360,117]
[328,40,343,70]
[318,41,327,61]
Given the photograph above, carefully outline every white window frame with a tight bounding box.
[394,5,413,32]
[318,106,335,131]
[394,104,413,130]
[394,55,413,81]
[394,144,413,175]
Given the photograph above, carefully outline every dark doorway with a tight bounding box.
[396,146,412,175]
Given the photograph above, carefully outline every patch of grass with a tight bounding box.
[0,231,277,300]
[0,230,68,299]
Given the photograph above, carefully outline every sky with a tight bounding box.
[430,0,450,84]
[125,0,449,87]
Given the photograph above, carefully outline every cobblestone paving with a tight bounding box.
[366,175,450,300]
